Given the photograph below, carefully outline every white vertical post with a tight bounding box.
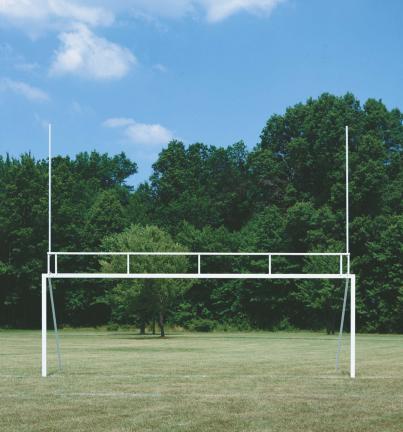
[198,254,201,275]
[48,124,52,254]
[268,254,272,274]
[127,254,130,274]
[339,255,343,274]
[345,126,349,258]
[47,253,50,274]
[350,274,356,378]
[41,274,47,377]
[48,279,62,370]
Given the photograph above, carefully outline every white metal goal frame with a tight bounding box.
[41,126,356,378]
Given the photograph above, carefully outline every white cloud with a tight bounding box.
[50,24,136,80]
[104,117,174,146]
[153,63,168,73]
[201,0,285,22]
[0,0,113,29]
[15,61,40,71]
[106,0,284,22]
[0,77,49,101]
[0,0,284,28]
[103,117,135,128]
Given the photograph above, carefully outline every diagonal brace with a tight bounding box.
[48,279,62,371]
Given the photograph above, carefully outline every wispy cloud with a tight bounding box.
[0,0,113,30]
[109,0,284,22]
[0,0,284,28]
[50,24,136,80]
[0,1,284,83]
[201,0,285,22]
[0,77,49,102]
[103,117,174,146]
[153,63,168,73]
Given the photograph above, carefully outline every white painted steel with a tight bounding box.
[41,274,47,377]
[346,126,349,257]
[41,126,356,378]
[350,274,356,378]
[41,272,356,379]
[48,279,62,371]
[47,251,350,277]
[45,273,351,280]
[336,278,349,370]
[48,124,51,255]
[49,251,348,256]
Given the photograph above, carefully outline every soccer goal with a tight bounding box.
[41,126,356,378]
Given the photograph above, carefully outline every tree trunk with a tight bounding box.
[159,312,165,337]
[140,321,146,335]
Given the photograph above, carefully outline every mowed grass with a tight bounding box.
[0,330,402,432]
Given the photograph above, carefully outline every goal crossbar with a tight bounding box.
[47,251,351,276]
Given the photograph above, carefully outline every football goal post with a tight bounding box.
[41,126,356,378]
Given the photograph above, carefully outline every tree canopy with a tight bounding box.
[0,93,402,332]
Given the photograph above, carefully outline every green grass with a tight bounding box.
[1,330,402,432]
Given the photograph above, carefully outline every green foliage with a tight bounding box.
[188,318,216,332]
[0,92,401,332]
[100,225,193,335]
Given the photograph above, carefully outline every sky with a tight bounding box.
[0,0,402,185]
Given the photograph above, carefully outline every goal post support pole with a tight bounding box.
[335,278,349,370]
[48,279,62,371]
[350,273,356,378]
[41,274,47,377]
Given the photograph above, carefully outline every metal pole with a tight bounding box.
[268,255,272,274]
[198,254,201,275]
[41,274,47,377]
[335,278,349,370]
[48,279,62,371]
[350,274,356,378]
[48,124,52,254]
[345,126,349,258]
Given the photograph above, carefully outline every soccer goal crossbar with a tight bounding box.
[41,125,356,379]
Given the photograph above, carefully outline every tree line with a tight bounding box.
[0,93,402,333]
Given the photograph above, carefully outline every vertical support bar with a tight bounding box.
[335,278,349,370]
[48,124,52,254]
[268,254,272,275]
[41,274,47,377]
[127,254,130,274]
[339,255,343,274]
[47,253,50,274]
[48,279,62,371]
[350,274,356,378]
[198,254,201,275]
[345,126,349,258]
[55,254,58,274]
[347,254,350,275]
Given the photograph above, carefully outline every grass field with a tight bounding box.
[0,330,402,432]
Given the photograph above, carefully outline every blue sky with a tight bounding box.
[0,0,402,184]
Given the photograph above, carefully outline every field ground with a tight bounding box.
[0,330,402,432]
